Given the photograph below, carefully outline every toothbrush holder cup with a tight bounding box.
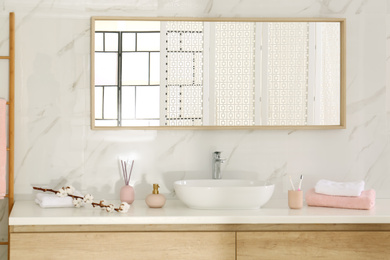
[288,190,303,209]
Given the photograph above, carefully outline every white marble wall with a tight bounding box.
[0,0,390,257]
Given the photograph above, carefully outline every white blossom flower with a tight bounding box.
[37,185,132,214]
[56,188,68,197]
[65,186,75,195]
[73,198,84,208]
[83,194,94,204]
[118,202,130,213]
[106,204,115,213]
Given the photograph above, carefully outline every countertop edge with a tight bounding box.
[9,199,390,226]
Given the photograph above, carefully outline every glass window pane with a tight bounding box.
[122,53,149,85]
[122,86,136,119]
[95,53,118,85]
[137,33,160,51]
[150,52,160,85]
[95,87,103,119]
[122,33,136,51]
[136,86,160,119]
[122,119,159,126]
[95,32,103,51]
[103,87,118,119]
[94,120,118,126]
[105,32,118,51]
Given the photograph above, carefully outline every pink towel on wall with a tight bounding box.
[305,188,375,210]
[0,99,6,199]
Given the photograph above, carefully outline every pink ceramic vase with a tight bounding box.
[120,185,135,204]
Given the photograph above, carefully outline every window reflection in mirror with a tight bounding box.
[91,18,345,129]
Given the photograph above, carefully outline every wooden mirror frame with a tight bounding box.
[90,17,346,130]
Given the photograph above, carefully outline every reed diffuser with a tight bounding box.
[119,159,135,204]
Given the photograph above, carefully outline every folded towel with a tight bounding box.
[305,188,375,210]
[0,99,6,199]
[35,192,82,208]
[315,179,365,197]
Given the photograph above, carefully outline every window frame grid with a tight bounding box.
[94,30,161,126]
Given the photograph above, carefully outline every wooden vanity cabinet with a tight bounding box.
[10,231,235,260]
[236,231,390,260]
[10,224,390,260]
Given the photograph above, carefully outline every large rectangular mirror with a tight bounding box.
[91,17,345,130]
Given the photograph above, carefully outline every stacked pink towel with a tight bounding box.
[305,188,376,210]
[0,99,6,199]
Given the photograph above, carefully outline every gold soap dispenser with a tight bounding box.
[145,184,166,208]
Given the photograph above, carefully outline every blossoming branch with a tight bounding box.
[32,186,130,213]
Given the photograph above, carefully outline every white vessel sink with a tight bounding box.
[174,179,275,210]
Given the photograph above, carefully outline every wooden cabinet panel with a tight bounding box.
[10,232,235,260]
[237,231,390,260]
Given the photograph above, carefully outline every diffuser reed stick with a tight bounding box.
[120,159,134,185]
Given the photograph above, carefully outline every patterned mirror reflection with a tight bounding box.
[91,18,345,129]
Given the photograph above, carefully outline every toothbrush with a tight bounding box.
[298,175,303,191]
[289,175,295,191]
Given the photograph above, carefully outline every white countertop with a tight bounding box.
[9,199,390,226]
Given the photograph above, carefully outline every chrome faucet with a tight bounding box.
[212,151,225,179]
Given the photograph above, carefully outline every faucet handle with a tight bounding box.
[213,151,222,159]
[213,151,225,162]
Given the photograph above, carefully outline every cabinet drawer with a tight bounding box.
[11,232,235,260]
[237,231,390,260]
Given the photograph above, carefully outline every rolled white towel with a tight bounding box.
[35,192,83,208]
[314,179,365,197]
